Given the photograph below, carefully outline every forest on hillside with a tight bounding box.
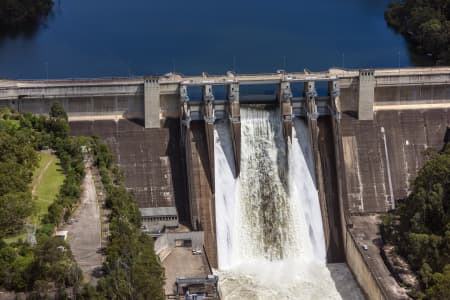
[0,105,165,298]
[382,145,450,299]
[0,0,53,31]
[385,0,450,64]
[0,105,85,296]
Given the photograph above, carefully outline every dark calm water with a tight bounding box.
[0,0,415,79]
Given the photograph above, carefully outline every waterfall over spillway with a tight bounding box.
[214,106,343,299]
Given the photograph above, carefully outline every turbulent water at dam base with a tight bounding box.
[214,106,347,299]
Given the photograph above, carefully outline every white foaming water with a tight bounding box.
[214,107,342,300]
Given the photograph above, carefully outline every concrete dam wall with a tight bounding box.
[0,78,146,120]
[337,82,450,299]
[69,119,189,227]
[2,67,450,299]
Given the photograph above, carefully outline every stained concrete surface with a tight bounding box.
[70,119,189,224]
[62,164,102,283]
[374,85,450,105]
[341,109,450,214]
[338,106,450,298]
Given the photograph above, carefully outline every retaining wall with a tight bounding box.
[344,228,387,300]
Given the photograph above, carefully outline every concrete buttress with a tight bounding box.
[202,84,215,193]
[358,69,375,120]
[305,81,331,255]
[278,81,293,142]
[227,83,241,176]
[144,78,160,128]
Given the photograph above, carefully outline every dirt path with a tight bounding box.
[62,162,102,283]
[31,157,54,195]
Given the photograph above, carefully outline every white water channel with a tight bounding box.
[214,106,344,299]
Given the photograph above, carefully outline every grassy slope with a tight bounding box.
[32,152,65,226]
[5,152,65,243]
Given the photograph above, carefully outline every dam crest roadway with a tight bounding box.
[1,66,450,299]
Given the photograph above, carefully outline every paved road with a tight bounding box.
[62,164,102,283]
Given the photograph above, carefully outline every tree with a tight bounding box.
[29,237,82,289]
[0,107,86,295]
[385,0,450,64]
[426,268,450,299]
[418,263,433,289]
[0,162,30,196]
[0,0,54,31]
[49,102,68,121]
[92,139,165,299]
[381,144,450,296]
[0,192,33,238]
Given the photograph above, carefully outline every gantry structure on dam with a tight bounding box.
[2,67,450,126]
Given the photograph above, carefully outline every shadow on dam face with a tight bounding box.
[317,116,345,263]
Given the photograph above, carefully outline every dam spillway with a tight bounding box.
[5,67,450,298]
[215,106,344,299]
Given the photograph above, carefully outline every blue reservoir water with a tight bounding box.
[0,0,414,79]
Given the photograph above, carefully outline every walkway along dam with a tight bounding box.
[1,67,450,299]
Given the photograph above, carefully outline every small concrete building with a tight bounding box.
[140,207,179,233]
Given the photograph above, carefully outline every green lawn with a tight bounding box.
[5,152,65,243]
[32,152,65,226]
